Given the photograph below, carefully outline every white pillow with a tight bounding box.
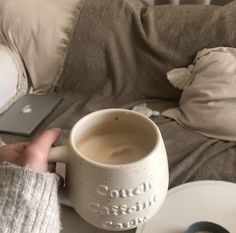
[163,47,236,141]
[0,45,27,114]
[0,0,80,92]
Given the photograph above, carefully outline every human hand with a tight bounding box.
[0,128,61,172]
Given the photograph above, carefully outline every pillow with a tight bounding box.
[162,47,236,141]
[0,0,80,93]
[0,45,27,114]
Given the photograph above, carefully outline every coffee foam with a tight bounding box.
[77,131,154,165]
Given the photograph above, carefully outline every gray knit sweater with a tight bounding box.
[0,163,60,233]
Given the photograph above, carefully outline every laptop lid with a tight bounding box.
[0,94,63,136]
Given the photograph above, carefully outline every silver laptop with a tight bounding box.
[0,94,63,136]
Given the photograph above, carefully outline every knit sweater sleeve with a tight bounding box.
[0,163,61,233]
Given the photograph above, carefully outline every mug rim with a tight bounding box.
[69,108,163,168]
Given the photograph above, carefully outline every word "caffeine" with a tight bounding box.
[88,194,158,216]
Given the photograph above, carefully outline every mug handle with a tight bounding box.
[48,145,69,163]
[49,145,72,207]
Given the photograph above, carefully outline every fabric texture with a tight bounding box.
[0,0,81,93]
[0,163,60,233]
[57,0,236,102]
[1,1,236,233]
[154,0,233,5]
[1,0,236,198]
[50,0,236,188]
[166,65,194,90]
[163,47,236,141]
[0,45,28,114]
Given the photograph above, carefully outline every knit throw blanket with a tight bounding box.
[2,0,236,187]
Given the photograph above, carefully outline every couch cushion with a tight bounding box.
[163,47,236,141]
[0,45,27,114]
[0,0,80,93]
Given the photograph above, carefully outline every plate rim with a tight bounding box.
[135,180,236,233]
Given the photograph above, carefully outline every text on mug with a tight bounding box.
[97,181,152,198]
[103,216,150,230]
[88,194,157,216]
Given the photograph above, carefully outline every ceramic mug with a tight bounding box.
[49,109,169,231]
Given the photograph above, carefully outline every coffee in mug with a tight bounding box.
[77,130,154,165]
[49,108,169,231]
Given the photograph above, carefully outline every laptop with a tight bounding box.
[0,94,63,136]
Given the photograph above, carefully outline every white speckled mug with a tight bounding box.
[49,109,169,231]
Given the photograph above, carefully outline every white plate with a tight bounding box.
[136,180,236,233]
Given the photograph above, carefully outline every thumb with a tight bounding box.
[22,128,61,171]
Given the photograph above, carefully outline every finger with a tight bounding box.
[24,128,61,161]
